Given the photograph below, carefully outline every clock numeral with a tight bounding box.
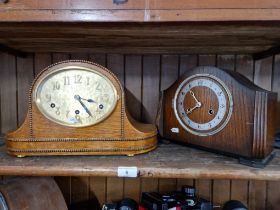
[63,76,70,85]
[208,123,212,128]
[198,80,203,86]
[55,107,60,115]
[218,91,222,96]
[66,110,70,118]
[220,104,225,109]
[187,120,190,125]
[96,107,102,114]
[45,94,51,102]
[75,115,82,124]
[86,77,90,85]
[102,94,109,102]
[52,81,60,90]
[74,75,82,84]
[95,82,101,91]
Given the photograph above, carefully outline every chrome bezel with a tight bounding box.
[173,74,233,136]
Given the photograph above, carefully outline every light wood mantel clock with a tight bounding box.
[6,60,157,157]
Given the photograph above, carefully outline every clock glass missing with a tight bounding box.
[173,74,233,136]
[33,66,118,127]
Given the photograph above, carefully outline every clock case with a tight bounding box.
[160,66,277,167]
[6,60,157,157]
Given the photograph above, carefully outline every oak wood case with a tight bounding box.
[6,60,157,156]
[162,66,277,160]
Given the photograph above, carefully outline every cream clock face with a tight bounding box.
[173,74,233,136]
[33,66,118,127]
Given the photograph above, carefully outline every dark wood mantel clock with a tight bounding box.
[6,60,157,157]
[161,66,277,167]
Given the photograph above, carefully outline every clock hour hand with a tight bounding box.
[185,103,201,115]
[74,95,93,117]
[80,97,97,103]
[86,99,96,103]
[186,106,195,115]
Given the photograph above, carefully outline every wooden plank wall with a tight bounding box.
[0,53,280,210]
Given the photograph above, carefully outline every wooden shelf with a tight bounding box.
[1,0,280,22]
[0,22,280,55]
[0,142,280,180]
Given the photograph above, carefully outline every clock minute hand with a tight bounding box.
[74,95,93,117]
[189,90,201,104]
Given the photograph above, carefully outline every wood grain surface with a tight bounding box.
[0,177,68,210]
[1,143,280,180]
[0,22,280,54]
[1,8,280,22]
[0,53,279,209]
[1,0,280,10]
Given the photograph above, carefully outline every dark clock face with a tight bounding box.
[173,74,233,136]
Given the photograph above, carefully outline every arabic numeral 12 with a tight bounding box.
[74,75,82,84]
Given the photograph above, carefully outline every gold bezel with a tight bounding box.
[33,66,118,128]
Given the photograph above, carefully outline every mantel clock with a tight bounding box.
[161,66,277,167]
[6,60,157,157]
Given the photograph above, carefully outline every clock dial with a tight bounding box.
[173,74,233,136]
[33,66,118,127]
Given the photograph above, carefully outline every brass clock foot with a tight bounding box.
[127,154,134,157]
[16,155,26,158]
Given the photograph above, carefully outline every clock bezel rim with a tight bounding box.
[33,65,118,128]
[173,73,233,136]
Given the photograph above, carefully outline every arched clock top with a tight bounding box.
[6,60,157,157]
[162,65,277,163]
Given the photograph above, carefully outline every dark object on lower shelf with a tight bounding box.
[140,186,213,210]
[102,198,138,210]
[0,177,67,210]
[223,200,247,210]
[239,151,275,168]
